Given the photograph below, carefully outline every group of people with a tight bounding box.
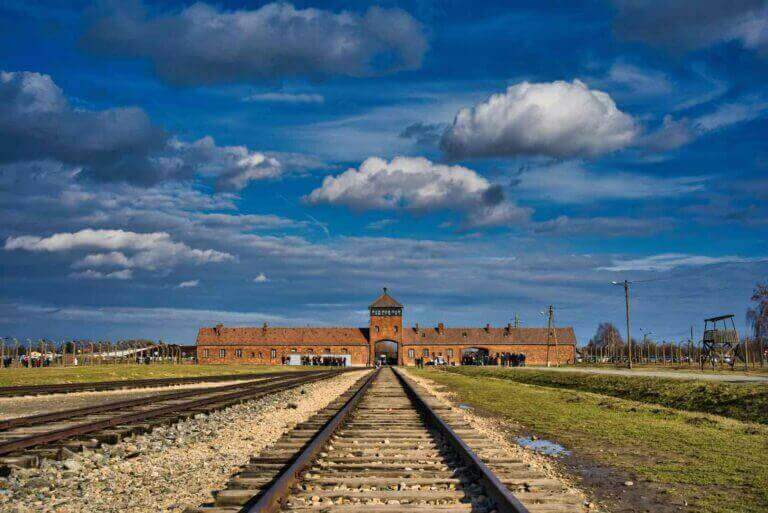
[2,355,59,367]
[461,352,526,366]
[282,355,347,366]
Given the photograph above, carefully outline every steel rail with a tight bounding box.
[392,367,531,513]
[0,371,340,456]
[0,370,324,397]
[0,372,312,432]
[240,368,380,513]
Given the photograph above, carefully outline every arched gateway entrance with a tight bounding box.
[374,340,399,365]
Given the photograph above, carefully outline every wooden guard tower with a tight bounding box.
[701,314,745,370]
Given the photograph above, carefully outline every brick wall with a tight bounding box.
[196,342,574,367]
[196,344,370,366]
[400,344,575,366]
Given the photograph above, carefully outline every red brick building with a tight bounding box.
[196,289,577,366]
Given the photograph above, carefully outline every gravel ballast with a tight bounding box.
[0,370,367,513]
[402,369,592,509]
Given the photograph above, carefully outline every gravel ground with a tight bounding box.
[0,370,368,513]
[402,369,594,510]
[0,380,265,421]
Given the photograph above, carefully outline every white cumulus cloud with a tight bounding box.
[166,136,283,191]
[441,80,638,159]
[177,280,200,288]
[69,269,133,280]
[253,273,269,283]
[5,229,234,272]
[306,156,530,228]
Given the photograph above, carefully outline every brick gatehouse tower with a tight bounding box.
[196,288,577,366]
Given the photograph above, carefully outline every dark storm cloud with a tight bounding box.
[82,1,428,86]
[399,122,444,147]
[611,0,768,54]
[0,70,168,185]
[0,71,294,189]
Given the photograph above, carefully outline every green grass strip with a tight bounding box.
[413,369,768,513]
[440,366,768,424]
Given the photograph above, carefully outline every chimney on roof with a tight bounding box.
[485,323,491,332]
[437,322,444,334]
[214,323,223,336]
[262,322,268,332]
[506,323,512,333]
[383,287,388,294]
[415,322,419,332]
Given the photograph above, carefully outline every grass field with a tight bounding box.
[0,364,303,387]
[413,368,768,513]
[440,366,768,424]
[574,363,768,376]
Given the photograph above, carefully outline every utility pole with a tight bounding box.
[545,305,558,367]
[612,280,633,369]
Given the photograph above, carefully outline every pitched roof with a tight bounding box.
[402,326,576,346]
[196,326,370,346]
[369,287,403,308]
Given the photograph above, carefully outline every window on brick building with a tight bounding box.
[393,325,398,333]
[307,348,313,354]
[408,349,414,358]
[447,349,454,357]
[374,325,379,333]
[250,352,255,358]
[291,348,297,353]
[341,348,348,354]
[203,348,209,358]
[423,348,429,357]
[270,349,276,358]
[258,352,263,359]
[235,349,242,358]
[219,349,226,358]
[325,348,331,353]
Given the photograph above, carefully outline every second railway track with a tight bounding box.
[0,370,345,466]
[0,371,319,397]
[192,367,585,513]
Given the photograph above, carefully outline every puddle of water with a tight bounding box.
[516,436,570,456]
[458,403,473,410]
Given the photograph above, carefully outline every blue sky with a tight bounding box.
[1,0,766,345]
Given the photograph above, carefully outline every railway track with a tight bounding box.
[0,370,316,397]
[0,369,344,467]
[190,367,585,513]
